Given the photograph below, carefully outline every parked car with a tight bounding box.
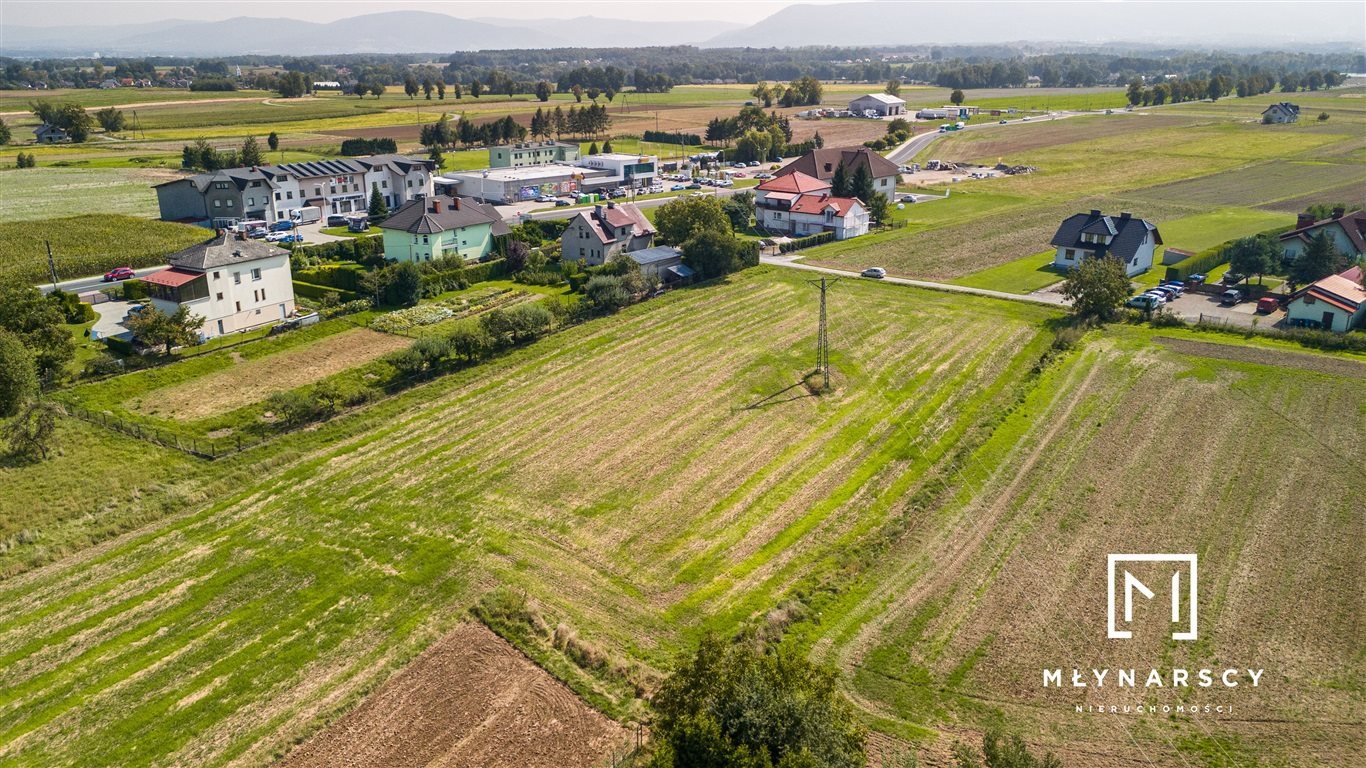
[861,267,887,279]
[899,195,917,204]
[1220,288,1244,306]
[1141,291,1169,305]
[671,183,687,191]
[1126,294,1161,311]
[1256,296,1281,314]
[1221,271,1246,285]
[732,172,747,178]
[326,214,349,227]
[1148,286,1178,301]
[247,227,268,239]
[1160,280,1185,295]
[270,220,296,232]
[266,232,303,243]
[124,304,147,320]
[554,198,572,207]
[999,119,1008,124]
[686,182,703,189]
[102,267,135,282]
[748,161,761,167]
[1186,273,1206,286]
[755,173,773,179]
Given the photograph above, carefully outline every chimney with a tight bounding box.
[1089,209,1101,217]
[1332,206,1345,219]
[594,204,604,221]
[449,195,460,210]
[430,199,442,213]
[1119,211,1132,220]
[1297,212,1316,229]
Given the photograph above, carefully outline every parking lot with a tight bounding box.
[1159,290,1283,328]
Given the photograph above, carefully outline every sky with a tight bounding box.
[2,0,826,27]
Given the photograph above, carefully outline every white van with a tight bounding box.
[235,219,266,234]
[290,206,322,225]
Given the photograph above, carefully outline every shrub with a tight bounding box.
[779,231,835,253]
[264,390,320,426]
[319,298,372,319]
[339,137,399,155]
[583,274,631,313]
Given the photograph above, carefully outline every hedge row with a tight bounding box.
[643,130,702,146]
[1164,223,1296,281]
[340,138,398,156]
[779,231,835,253]
[293,281,361,303]
[289,235,384,262]
[294,262,367,291]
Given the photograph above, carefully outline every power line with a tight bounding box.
[806,276,839,391]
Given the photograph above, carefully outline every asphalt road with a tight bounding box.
[39,265,166,296]
[887,111,1085,165]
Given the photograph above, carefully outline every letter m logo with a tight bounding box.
[1107,554,1197,641]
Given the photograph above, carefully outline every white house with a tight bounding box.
[1278,209,1365,263]
[141,233,295,340]
[849,93,906,116]
[1284,266,1365,332]
[1049,209,1162,277]
[775,146,901,202]
[1261,102,1300,124]
[753,172,869,240]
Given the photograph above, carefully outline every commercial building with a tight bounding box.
[437,164,610,204]
[576,153,659,189]
[489,141,581,168]
[849,93,907,116]
[155,155,435,229]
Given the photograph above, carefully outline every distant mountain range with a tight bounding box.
[3,3,1362,57]
[0,11,746,57]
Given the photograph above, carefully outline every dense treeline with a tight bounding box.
[2,46,1360,93]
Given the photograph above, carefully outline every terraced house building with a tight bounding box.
[155,154,436,228]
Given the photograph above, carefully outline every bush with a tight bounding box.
[49,290,95,324]
[121,279,149,301]
[643,130,702,145]
[293,262,366,291]
[292,281,360,304]
[583,274,631,313]
[102,335,137,356]
[319,298,372,319]
[779,231,835,253]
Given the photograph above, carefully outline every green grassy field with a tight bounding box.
[3,267,1361,767]
[0,214,208,284]
[0,166,183,221]
[948,250,1062,293]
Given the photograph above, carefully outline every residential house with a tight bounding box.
[625,246,692,283]
[1284,266,1366,332]
[1278,209,1365,263]
[33,123,69,143]
[378,195,508,263]
[142,233,295,340]
[98,78,121,89]
[775,146,901,201]
[849,93,906,116]
[1261,102,1300,124]
[489,141,581,168]
[155,154,436,228]
[1049,209,1163,277]
[753,172,869,240]
[560,202,655,266]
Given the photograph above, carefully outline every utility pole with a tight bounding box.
[806,276,839,391]
[45,240,59,290]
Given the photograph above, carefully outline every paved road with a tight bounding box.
[39,266,166,296]
[761,253,1069,307]
[886,111,1086,166]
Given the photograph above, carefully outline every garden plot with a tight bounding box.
[130,327,408,420]
[369,287,535,334]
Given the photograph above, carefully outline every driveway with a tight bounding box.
[293,221,355,244]
[762,253,1068,307]
[90,299,138,340]
[1160,292,1281,328]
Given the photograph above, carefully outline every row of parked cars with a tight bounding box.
[1125,281,1187,311]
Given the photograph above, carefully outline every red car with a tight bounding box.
[103,267,135,282]
[1256,296,1280,314]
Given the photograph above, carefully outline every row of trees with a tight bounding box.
[180,135,268,171]
[527,103,612,140]
[749,76,823,108]
[28,100,93,142]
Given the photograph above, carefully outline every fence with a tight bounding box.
[57,402,268,459]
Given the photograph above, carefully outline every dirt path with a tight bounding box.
[278,623,630,768]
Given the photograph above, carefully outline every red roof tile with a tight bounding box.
[756,172,831,194]
[789,194,863,216]
[142,268,203,287]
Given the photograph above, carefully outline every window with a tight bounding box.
[1064,249,1075,260]
[246,197,253,206]
[250,181,261,187]
[256,308,261,315]
[407,180,413,188]
[287,191,294,200]
[880,178,888,186]
[275,192,282,201]
[214,182,228,189]
[213,200,221,208]
[235,301,241,311]
[251,268,262,281]
[422,235,428,244]
[226,199,234,208]
[233,272,241,285]
[216,292,223,300]
[330,185,337,194]
[314,186,321,196]
[579,247,585,257]
[382,180,388,188]
[212,271,219,279]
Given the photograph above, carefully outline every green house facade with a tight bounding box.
[378,196,509,263]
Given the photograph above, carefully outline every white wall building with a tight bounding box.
[142,233,295,340]
[1049,209,1162,277]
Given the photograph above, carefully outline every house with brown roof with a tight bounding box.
[753,172,869,240]
[1284,266,1366,332]
[142,233,295,340]
[377,195,508,263]
[774,146,901,201]
[560,201,656,266]
[1278,209,1365,264]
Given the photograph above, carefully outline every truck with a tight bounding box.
[290,206,322,225]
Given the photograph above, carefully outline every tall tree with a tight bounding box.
[404,74,419,99]
[1061,256,1130,321]
[8,400,58,461]
[94,106,125,133]
[436,79,446,99]
[0,284,73,377]
[885,78,902,96]
[0,329,37,417]
[535,80,552,102]
[470,79,482,98]
[368,181,388,220]
[422,77,434,100]
[266,131,279,152]
[850,164,875,205]
[124,304,204,354]
[655,195,731,246]
[1288,231,1347,286]
[950,88,966,106]
[239,135,264,167]
[1126,78,1144,106]
[0,118,11,145]
[831,161,850,197]
[1225,235,1276,285]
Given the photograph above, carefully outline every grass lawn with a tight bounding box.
[319,226,373,238]
[949,250,1063,293]
[0,214,209,284]
[1134,206,1292,287]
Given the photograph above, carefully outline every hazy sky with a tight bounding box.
[4,0,833,26]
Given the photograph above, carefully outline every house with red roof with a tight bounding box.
[1278,208,1365,265]
[560,201,656,266]
[753,172,870,240]
[1284,265,1366,332]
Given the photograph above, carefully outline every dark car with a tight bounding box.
[1186,273,1206,286]
[555,198,572,207]
[1220,288,1244,306]
[1221,271,1246,285]
[686,182,702,189]
[326,214,348,227]
[103,267,135,282]
[270,220,296,232]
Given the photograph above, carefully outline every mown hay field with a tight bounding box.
[3,267,1363,767]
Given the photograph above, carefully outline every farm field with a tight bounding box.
[0,166,182,221]
[0,212,207,284]
[3,267,1363,767]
